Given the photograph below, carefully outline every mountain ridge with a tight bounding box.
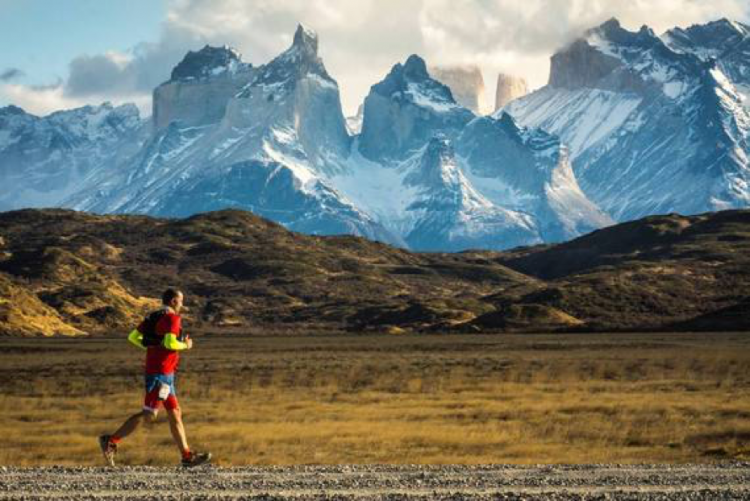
[505,16,750,222]
[3,18,750,252]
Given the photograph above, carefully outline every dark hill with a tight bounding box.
[0,208,748,335]
[492,211,750,331]
[0,209,535,335]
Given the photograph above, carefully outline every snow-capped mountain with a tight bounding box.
[3,24,612,251]
[456,113,612,242]
[153,44,255,130]
[64,25,399,245]
[664,18,750,86]
[505,18,750,221]
[0,102,148,211]
[398,136,540,251]
[359,55,474,162]
[334,54,610,250]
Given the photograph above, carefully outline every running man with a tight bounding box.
[99,288,211,467]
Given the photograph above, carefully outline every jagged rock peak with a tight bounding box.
[237,24,338,98]
[403,55,430,81]
[261,24,328,79]
[598,17,622,32]
[492,111,560,151]
[293,23,319,55]
[424,135,453,159]
[549,17,667,90]
[46,101,140,121]
[235,24,333,99]
[372,54,450,97]
[375,55,431,90]
[595,18,662,47]
[703,17,750,34]
[360,54,472,161]
[170,44,245,81]
[585,17,659,46]
[665,17,750,54]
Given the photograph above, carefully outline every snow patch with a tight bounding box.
[737,84,750,111]
[505,88,641,158]
[328,140,420,225]
[305,73,337,91]
[587,33,618,58]
[460,158,536,210]
[406,83,460,113]
[262,140,316,188]
[663,81,687,99]
[209,135,243,159]
[271,126,297,145]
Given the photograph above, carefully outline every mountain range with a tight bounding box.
[505,18,750,221]
[1,19,749,251]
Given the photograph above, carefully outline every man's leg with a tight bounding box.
[100,409,157,466]
[112,410,157,440]
[165,404,190,457]
[165,398,211,466]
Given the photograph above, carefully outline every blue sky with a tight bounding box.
[0,0,164,86]
[1,0,749,116]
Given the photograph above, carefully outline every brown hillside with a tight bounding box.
[0,208,748,335]
[492,211,750,331]
[0,209,536,335]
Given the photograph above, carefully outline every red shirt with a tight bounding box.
[138,311,183,375]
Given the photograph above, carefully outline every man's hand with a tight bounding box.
[185,337,193,350]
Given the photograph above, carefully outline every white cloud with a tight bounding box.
[419,0,750,92]
[2,83,86,116]
[0,82,150,117]
[4,0,749,117]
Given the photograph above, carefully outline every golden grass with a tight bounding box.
[1,332,750,466]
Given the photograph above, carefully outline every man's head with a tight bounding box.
[162,288,184,313]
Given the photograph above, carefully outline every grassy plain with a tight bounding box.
[1,332,750,466]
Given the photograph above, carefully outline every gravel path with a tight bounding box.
[1,464,750,500]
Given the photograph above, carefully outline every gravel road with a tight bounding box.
[1,464,749,500]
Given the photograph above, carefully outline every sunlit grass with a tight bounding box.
[1,333,750,466]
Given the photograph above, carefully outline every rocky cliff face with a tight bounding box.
[62,36,609,251]
[428,65,486,114]
[495,74,528,110]
[225,25,350,163]
[152,45,254,130]
[549,39,622,90]
[400,136,541,251]
[547,19,676,95]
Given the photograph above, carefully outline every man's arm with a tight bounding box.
[162,333,191,351]
[127,329,146,350]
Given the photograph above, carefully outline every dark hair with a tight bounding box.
[162,288,182,306]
